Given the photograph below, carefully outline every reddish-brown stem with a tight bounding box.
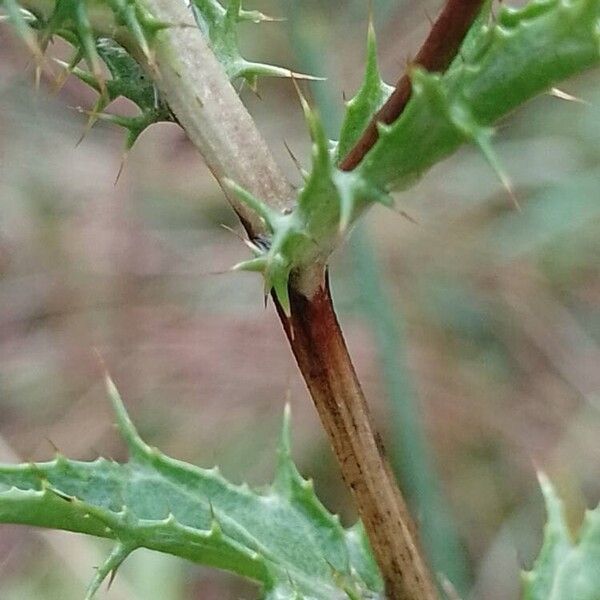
[274,276,437,600]
[268,2,487,597]
[340,0,485,171]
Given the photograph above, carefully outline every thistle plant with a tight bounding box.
[0,0,599,598]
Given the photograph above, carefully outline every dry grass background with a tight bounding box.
[0,1,599,598]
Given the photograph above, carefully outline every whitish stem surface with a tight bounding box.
[139,0,294,233]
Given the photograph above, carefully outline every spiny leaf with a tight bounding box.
[66,37,174,149]
[2,1,173,149]
[25,0,156,92]
[357,0,600,191]
[2,0,308,149]
[232,92,388,270]
[227,93,391,308]
[229,0,600,299]
[522,473,600,600]
[336,20,393,162]
[190,0,319,85]
[0,378,383,599]
[215,0,599,304]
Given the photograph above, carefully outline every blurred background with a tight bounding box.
[0,0,599,598]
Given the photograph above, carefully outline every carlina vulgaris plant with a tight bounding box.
[0,0,599,598]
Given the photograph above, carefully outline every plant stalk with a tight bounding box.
[140,0,296,232]
[15,0,452,594]
[276,3,488,596]
[139,0,446,595]
[275,275,437,600]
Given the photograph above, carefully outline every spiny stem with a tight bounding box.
[16,0,294,234]
[277,2,489,596]
[276,1,490,595]
[15,0,435,593]
[3,0,448,594]
[140,0,294,233]
[340,0,485,171]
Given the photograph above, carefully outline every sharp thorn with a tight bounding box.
[45,437,61,454]
[34,64,42,91]
[260,14,286,23]
[114,152,128,186]
[284,70,326,82]
[107,568,118,590]
[502,175,521,212]
[397,208,419,225]
[219,223,244,240]
[51,60,74,94]
[549,87,589,105]
[235,78,247,95]
[249,79,262,99]
[283,140,306,178]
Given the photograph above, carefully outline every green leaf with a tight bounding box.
[357,0,600,191]
[230,0,598,300]
[335,20,393,162]
[226,94,390,310]
[523,473,600,600]
[2,0,315,147]
[17,0,164,76]
[190,0,319,85]
[5,1,172,148]
[0,378,383,599]
[64,37,174,149]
